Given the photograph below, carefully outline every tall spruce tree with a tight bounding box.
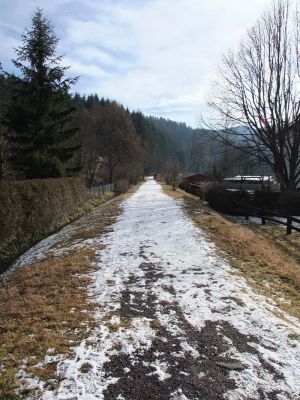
[4,9,79,178]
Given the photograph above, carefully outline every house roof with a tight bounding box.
[181,173,211,179]
[223,175,274,182]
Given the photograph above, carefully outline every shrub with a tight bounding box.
[253,191,300,214]
[198,182,217,197]
[0,178,86,272]
[207,187,300,215]
[115,178,129,194]
[206,188,251,214]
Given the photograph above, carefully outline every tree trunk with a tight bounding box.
[108,163,113,184]
[0,159,3,180]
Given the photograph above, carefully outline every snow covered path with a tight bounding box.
[36,179,300,399]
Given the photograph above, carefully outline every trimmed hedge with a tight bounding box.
[253,191,300,214]
[0,178,87,272]
[206,187,251,215]
[207,187,300,215]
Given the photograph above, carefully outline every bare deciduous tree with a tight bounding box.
[207,0,300,191]
[163,160,180,190]
[93,101,145,184]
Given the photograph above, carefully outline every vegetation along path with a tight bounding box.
[5,178,300,399]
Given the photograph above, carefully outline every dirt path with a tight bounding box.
[17,179,300,399]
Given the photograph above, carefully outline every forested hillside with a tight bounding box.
[131,112,176,174]
[148,116,193,171]
[0,8,264,185]
[0,72,210,181]
[147,117,263,178]
[1,70,264,182]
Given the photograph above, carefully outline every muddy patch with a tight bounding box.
[101,259,267,400]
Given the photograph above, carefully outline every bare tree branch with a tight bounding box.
[206,0,300,191]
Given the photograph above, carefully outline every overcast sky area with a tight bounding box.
[0,0,271,127]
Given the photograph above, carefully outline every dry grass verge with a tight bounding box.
[0,193,125,399]
[0,250,96,399]
[162,183,300,320]
[76,192,115,215]
[0,180,143,398]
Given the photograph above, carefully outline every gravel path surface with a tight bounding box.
[19,178,300,399]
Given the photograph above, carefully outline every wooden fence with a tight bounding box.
[87,183,114,197]
[235,203,300,235]
[179,183,300,235]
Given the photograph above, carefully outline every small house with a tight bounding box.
[181,173,213,185]
[180,173,215,197]
[218,175,279,191]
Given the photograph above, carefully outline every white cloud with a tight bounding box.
[62,57,110,78]
[72,47,118,66]
[0,0,272,126]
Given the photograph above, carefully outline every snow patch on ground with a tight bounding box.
[15,178,300,399]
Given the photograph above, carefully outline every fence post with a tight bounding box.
[287,217,292,235]
[261,217,266,225]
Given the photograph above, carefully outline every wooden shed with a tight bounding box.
[181,173,212,185]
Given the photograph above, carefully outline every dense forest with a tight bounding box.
[1,66,264,184]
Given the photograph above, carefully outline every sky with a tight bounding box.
[0,0,271,127]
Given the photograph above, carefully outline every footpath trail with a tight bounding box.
[19,178,300,399]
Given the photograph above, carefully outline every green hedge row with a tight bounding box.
[0,178,87,272]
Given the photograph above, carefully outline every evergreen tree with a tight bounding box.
[0,70,10,179]
[4,9,79,179]
[131,111,175,173]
